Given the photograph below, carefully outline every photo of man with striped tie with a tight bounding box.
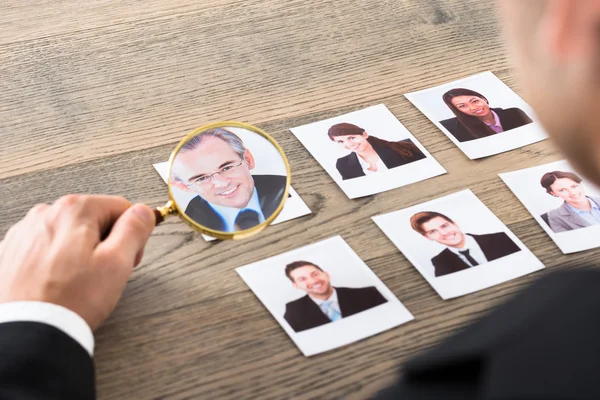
[170,127,286,232]
[283,261,388,333]
[410,211,521,278]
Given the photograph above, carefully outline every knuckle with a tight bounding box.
[55,194,83,210]
[27,203,50,217]
[77,221,100,241]
[99,248,131,269]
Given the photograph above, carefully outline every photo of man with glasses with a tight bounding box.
[170,128,287,232]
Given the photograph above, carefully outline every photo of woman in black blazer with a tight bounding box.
[440,88,533,142]
[328,122,426,180]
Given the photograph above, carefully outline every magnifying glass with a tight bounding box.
[153,122,291,240]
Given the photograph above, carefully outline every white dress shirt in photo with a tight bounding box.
[356,154,388,176]
[447,234,488,267]
[309,289,341,320]
[209,188,265,232]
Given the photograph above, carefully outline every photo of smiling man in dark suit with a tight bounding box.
[170,128,286,232]
[283,261,388,333]
[410,211,521,277]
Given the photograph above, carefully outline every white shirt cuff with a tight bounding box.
[0,301,94,356]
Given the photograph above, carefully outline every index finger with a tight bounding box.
[51,194,132,244]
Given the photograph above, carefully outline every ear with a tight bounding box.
[292,282,298,290]
[169,178,192,192]
[244,149,256,170]
[549,191,558,197]
[542,0,600,61]
[362,131,369,139]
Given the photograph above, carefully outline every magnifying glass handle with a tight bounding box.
[154,200,177,226]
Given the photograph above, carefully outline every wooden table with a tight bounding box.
[0,1,590,399]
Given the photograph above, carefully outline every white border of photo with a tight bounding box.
[289,104,446,199]
[500,159,600,254]
[404,71,547,159]
[152,162,311,241]
[236,236,414,356]
[373,189,544,299]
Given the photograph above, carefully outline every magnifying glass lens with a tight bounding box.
[162,123,290,240]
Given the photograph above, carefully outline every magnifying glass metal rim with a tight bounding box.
[156,121,291,240]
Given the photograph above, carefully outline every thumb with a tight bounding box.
[95,204,155,269]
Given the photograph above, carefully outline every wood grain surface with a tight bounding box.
[0,1,592,399]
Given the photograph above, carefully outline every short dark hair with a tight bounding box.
[285,261,323,282]
[410,211,454,235]
[540,171,583,194]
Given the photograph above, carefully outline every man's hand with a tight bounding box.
[0,195,155,330]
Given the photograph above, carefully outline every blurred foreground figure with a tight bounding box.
[376,1,600,398]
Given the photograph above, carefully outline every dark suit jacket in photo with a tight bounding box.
[335,139,426,180]
[547,196,600,233]
[431,232,521,277]
[184,174,286,231]
[439,107,533,143]
[283,286,387,333]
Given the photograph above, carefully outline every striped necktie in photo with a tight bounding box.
[320,300,342,322]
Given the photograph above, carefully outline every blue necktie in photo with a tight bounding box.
[234,209,260,230]
[321,300,342,322]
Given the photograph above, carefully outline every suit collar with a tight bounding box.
[558,202,590,228]
[307,288,338,306]
[208,187,265,231]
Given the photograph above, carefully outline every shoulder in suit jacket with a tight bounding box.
[439,107,533,143]
[335,139,426,180]
[283,286,388,333]
[547,196,600,233]
[0,321,95,399]
[431,232,521,277]
[184,174,286,231]
[374,269,600,400]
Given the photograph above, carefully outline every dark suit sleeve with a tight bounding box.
[548,212,571,233]
[0,321,95,399]
[374,269,600,400]
[439,118,457,136]
[399,139,426,163]
[507,107,533,126]
[430,252,458,277]
[439,118,472,142]
[493,232,521,257]
[336,157,351,180]
[283,307,300,333]
[362,286,387,308]
[431,256,442,277]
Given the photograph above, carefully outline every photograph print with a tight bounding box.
[153,161,311,242]
[167,126,288,234]
[236,236,414,356]
[373,189,544,299]
[405,71,547,159]
[290,104,446,199]
[500,159,600,254]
